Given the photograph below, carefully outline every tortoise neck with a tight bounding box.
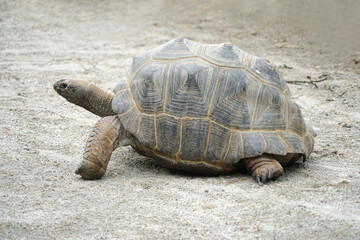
[77,83,116,117]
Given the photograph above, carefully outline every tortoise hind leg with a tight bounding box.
[244,155,284,183]
[76,116,123,180]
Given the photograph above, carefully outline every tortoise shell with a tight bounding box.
[112,38,316,174]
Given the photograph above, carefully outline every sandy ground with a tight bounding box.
[1,0,360,239]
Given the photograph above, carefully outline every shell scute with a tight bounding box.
[209,68,259,129]
[242,132,266,158]
[287,100,307,135]
[155,114,181,157]
[113,77,128,94]
[223,132,243,164]
[262,132,287,155]
[248,57,287,91]
[118,108,140,134]
[203,123,231,164]
[278,132,304,153]
[199,42,247,68]
[177,119,209,160]
[152,37,200,60]
[112,89,133,115]
[130,62,169,114]
[252,85,287,130]
[136,115,156,149]
[165,59,218,118]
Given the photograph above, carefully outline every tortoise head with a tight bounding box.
[53,79,89,104]
[53,79,115,117]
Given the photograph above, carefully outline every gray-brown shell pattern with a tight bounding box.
[112,38,316,172]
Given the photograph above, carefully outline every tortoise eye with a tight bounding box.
[59,83,68,89]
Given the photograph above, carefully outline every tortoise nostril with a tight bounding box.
[59,83,68,89]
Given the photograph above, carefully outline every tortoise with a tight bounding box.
[54,37,316,183]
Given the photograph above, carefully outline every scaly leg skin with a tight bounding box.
[76,116,122,180]
[244,155,284,183]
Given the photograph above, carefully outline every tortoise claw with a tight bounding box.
[261,173,267,183]
[250,160,284,184]
[268,169,273,179]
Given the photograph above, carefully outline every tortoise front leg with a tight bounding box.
[76,116,123,180]
[243,155,284,183]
